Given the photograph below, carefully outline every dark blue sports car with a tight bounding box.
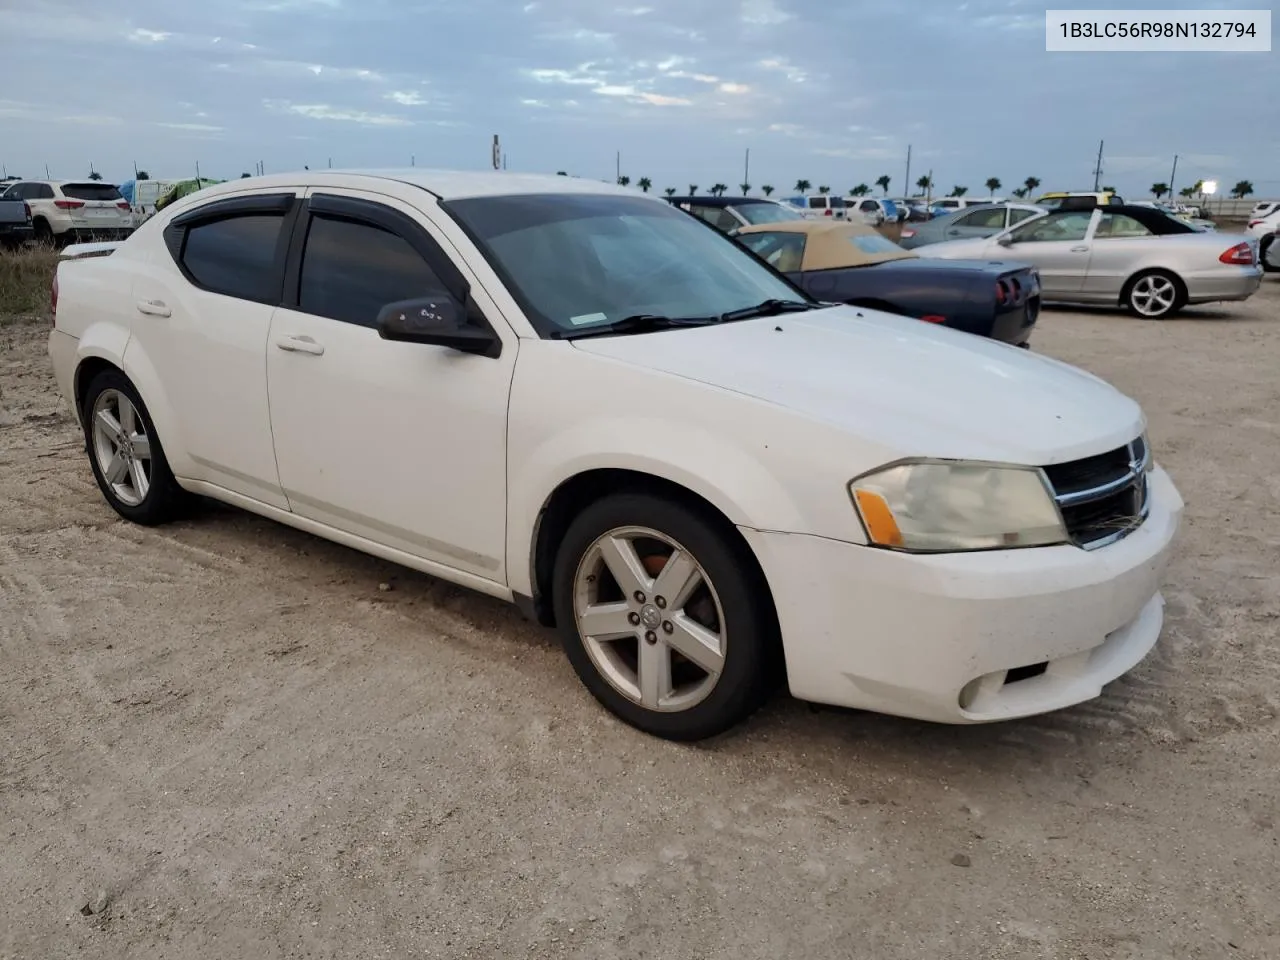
[733,219,1041,347]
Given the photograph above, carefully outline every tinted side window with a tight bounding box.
[298,214,447,327]
[36,184,55,199]
[182,214,286,302]
[959,208,1005,229]
[1008,208,1038,226]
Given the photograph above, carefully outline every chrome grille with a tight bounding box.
[1043,437,1150,550]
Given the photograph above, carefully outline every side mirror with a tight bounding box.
[996,234,1015,247]
[376,295,499,357]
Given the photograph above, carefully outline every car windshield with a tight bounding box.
[444,193,809,338]
[736,202,805,225]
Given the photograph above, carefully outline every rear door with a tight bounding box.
[128,189,302,507]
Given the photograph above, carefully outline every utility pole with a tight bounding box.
[926,168,933,205]
[45,163,51,178]
[615,150,621,182]
[492,135,501,171]
[744,147,750,186]
[1092,139,1104,191]
[328,157,332,168]
[904,145,912,197]
[411,155,415,167]
[1167,154,1178,199]
[195,160,202,183]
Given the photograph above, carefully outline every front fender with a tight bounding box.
[506,415,850,598]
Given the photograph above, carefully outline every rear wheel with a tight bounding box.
[552,493,780,741]
[82,369,190,525]
[1123,269,1185,320]
[32,218,54,246]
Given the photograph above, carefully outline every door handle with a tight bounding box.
[275,335,325,356]
[135,298,171,317]
[947,229,960,235]
[1070,245,1089,252]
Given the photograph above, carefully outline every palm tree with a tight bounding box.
[1179,186,1196,198]
[664,187,677,197]
[1230,180,1254,199]
[240,172,252,178]
[689,184,699,195]
[711,183,729,197]
[849,184,870,197]
[915,175,932,194]
[1150,182,1169,199]
[739,182,751,195]
[985,177,1001,194]
[88,170,103,181]
[761,185,774,197]
[794,179,811,194]
[875,174,891,195]
[1012,187,1029,199]
[556,170,568,176]
[1023,176,1041,195]
[817,185,830,195]
[637,177,652,193]
[136,169,151,180]
[951,185,968,197]
[617,175,631,187]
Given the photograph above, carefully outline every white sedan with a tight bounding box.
[48,169,1183,740]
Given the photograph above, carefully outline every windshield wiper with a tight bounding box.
[718,299,817,322]
[554,313,719,340]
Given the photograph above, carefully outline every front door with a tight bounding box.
[265,187,516,584]
[992,209,1098,300]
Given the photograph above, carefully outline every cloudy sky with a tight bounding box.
[0,0,1274,196]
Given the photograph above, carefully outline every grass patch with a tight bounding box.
[0,246,59,321]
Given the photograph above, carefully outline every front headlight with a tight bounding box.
[849,460,1067,553]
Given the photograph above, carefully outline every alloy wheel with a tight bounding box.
[90,388,153,507]
[572,526,726,713]
[1129,274,1178,318]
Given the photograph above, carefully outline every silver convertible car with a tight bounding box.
[916,204,1263,319]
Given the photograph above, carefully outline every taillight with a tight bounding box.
[22,201,31,221]
[995,280,1009,305]
[919,314,946,323]
[116,201,130,211]
[1218,242,1255,265]
[51,272,59,324]
[824,208,832,216]
[1248,220,1263,228]
[54,199,84,210]
[1009,277,1021,300]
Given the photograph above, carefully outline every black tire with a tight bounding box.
[551,492,782,741]
[81,368,190,525]
[1122,269,1185,320]
[31,218,54,246]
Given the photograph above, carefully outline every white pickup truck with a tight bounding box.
[47,168,1183,741]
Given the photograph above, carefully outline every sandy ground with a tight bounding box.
[2,278,1278,960]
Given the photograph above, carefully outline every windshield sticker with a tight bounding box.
[568,312,609,326]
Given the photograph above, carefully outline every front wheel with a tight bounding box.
[82,369,190,525]
[1124,269,1184,320]
[551,493,781,741]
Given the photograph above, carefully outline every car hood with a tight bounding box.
[571,306,1144,466]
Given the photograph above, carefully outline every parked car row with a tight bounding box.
[48,168,1186,741]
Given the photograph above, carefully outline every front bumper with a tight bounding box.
[741,465,1184,724]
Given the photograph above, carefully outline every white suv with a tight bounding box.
[1,179,134,244]
[1249,208,1279,269]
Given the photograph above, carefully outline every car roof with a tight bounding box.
[177,168,642,203]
